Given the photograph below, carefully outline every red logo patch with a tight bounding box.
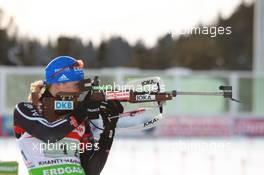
[69,116,78,127]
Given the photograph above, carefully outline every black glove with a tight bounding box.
[72,91,100,124]
[98,100,123,150]
[100,100,124,129]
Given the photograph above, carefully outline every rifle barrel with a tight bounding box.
[175,91,224,96]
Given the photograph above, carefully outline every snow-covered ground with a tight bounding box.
[0,137,263,175]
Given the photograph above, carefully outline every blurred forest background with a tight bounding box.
[0,2,253,70]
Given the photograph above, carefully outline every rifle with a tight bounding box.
[39,76,240,130]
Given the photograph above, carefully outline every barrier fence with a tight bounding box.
[0,66,264,137]
[2,114,264,137]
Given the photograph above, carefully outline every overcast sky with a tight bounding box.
[0,0,253,47]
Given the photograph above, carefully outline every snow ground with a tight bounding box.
[0,138,263,175]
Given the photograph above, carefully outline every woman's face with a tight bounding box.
[52,81,80,94]
[60,81,80,92]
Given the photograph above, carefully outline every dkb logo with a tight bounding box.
[54,101,74,110]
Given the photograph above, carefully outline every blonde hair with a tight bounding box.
[28,80,46,102]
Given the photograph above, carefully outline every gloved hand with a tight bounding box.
[100,100,124,129]
[98,100,124,150]
[73,101,100,121]
[72,91,100,124]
